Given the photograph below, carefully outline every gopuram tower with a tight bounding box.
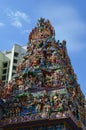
[0,18,86,130]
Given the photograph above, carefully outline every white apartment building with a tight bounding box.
[0,44,26,84]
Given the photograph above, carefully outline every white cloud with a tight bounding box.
[6,9,30,28]
[0,22,5,27]
[13,11,30,23]
[12,20,22,28]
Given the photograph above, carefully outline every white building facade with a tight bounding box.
[0,44,26,84]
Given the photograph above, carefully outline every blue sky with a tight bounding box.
[0,0,86,98]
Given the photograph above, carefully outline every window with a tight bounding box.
[2,76,6,80]
[12,72,16,76]
[14,52,19,57]
[13,59,17,63]
[13,66,16,70]
[3,69,7,74]
[3,62,8,68]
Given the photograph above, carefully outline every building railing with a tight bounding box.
[0,110,86,130]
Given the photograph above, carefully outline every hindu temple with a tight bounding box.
[0,18,86,130]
